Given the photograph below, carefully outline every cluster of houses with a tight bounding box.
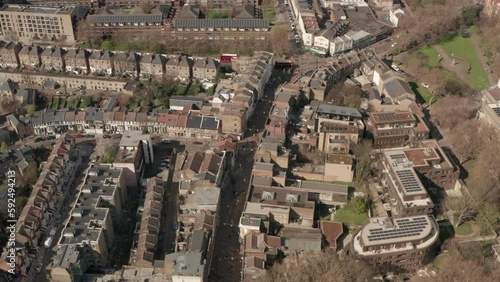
[0,40,220,81]
[0,135,82,278]
[289,0,396,56]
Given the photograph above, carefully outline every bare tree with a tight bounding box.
[352,140,373,185]
[266,252,373,282]
[447,120,482,164]
[445,185,491,227]
[430,96,479,130]
[271,25,292,58]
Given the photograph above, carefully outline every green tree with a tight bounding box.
[0,141,9,153]
[27,104,36,116]
[101,40,115,51]
[103,146,118,163]
[349,197,367,214]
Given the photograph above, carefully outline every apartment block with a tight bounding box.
[380,139,460,191]
[0,41,21,67]
[317,119,359,154]
[59,165,126,269]
[352,215,439,271]
[0,4,79,44]
[379,149,434,217]
[366,111,430,149]
[113,131,154,187]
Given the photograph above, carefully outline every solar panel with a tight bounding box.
[491,107,500,118]
[377,113,398,121]
[396,170,423,193]
[366,217,430,241]
[390,154,407,160]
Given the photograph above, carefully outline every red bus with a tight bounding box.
[274,60,294,69]
[220,53,239,63]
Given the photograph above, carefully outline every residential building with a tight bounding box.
[220,102,247,134]
[324,153,354,182]
[132,178,164,267]
[170,96,205,111]
[184,186,221,213]
[379,149,434,216]
[50,244,87,282]
[171,19,271,42]
[6,114,32,139]
[0,41,22,68]
[317,119,359,154]
[352,215,439,271]
[114,51,140,77]
[193,57,220,81]
[64,48,89,74]
[320,221,343,250]
[89,50,114,75]
[380,140,460,190]
[0,4,79,44]
[280,226,322,254]
[366,111,430,149]
[164,252,205,282]
[286,179,348,206]
[479,78,500,129]
[370,70,416,111]
[59,165,126,269]
[113,131,154,187]
[139,53,166,78]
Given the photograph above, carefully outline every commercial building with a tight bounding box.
[0,4,79,44]
[352,215,439,271]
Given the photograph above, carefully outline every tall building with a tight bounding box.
[0,4,79,44]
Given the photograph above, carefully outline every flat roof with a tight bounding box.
[370,112,415,123]
[326,154,353,165]
[0,4,76,15]
[359,216,434,247]
[119,130,150,147]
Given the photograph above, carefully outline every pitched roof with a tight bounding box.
[235,5,255,19]
[87,14,163,24]
[174,19,270,29]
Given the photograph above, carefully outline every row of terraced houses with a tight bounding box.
[0,41,220,80]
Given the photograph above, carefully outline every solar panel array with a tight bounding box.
[377,113,399,121]
[367,217,429,242]
[396,169,423,193]
[390,154,407,160]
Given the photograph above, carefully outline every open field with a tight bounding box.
[439,35,490,90]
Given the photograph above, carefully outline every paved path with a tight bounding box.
[433,45,476,89]
[469,31,496,85]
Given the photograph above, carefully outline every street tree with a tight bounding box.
[271,25,292,57]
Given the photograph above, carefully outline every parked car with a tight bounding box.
[35,263,43,273]
[112,134,122,139]
[103,134,111,139]
[46,135,56,140]
[74,133,83,138]
[162,139,171,144]
[34,137,44,142]
[391,64,400,71]
[49,228,57,236]
[421,82,430,88]
[84,134,94,138]
[44,236,53,248]
[172,221,178,230]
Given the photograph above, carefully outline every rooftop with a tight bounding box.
[326,154,353,165]
[370,111,415,124]
[0,4,76,15]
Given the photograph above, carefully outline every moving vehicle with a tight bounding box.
[274,60,294,69]
[44,236,53,248]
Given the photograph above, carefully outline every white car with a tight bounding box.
[421,82,430,88]
[35,263,43,273]
[391,42,397,48]
[391,64,400,71]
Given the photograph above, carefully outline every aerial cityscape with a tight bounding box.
[0,0,499,282]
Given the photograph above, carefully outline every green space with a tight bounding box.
[102,146,118,163]
[207,9,232,19]
[455,222,474,236]
[66,97,79,109]
[263,9,277,21]
[78,42,90,49]
[186,82,202,96]
[419,45,441,68]
[409,81,436,104]
[50,97,60,109]
[439,35,490,90]
[174,85,188,95]
[333,198,369,227]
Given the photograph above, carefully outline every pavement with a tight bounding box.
[208,75,277,282]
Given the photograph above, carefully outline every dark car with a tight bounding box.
[84,134,95,138]
[34,137,45,142]
[46,135,56,140]
[103,135,111,139]
[112,134,122,139]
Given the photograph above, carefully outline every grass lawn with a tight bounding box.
[419,45,441,68]
[174,85,188,95]
[60,97,67,108]
[186,82,202,96]
[439,35,490,90]
[50,97,60,109]
[455,222,474,236]
[333,207,368,226]
[66,97,79,109]
[207,9,231,19]
[409,81,436,104]
[263,9,277,21]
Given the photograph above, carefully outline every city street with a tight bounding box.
[208,76,277,282]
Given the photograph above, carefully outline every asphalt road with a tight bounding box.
[208,77,276,282]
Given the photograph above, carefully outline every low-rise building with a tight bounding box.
[0,41,22,68]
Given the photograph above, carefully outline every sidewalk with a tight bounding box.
[469,31,495,85]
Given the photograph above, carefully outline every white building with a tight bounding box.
[389,8,405,27]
